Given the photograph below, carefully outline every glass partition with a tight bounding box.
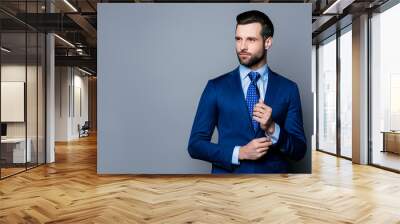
[0,1,46,179]
[317,34,337,155]
[0,30,28,177]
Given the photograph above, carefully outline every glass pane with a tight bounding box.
[371,3,400,171]
[27,31,38,169]
[38,32,45,165]
[0,1,46,178]
[1,31,27,177]
[26,0,39,169]
[318,35,337,154]
[312,46,317,151]
[340,27,352,158]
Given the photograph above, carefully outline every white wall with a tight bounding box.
[55,67,89,141]
[1,65,27,142]
[71,72,89,138]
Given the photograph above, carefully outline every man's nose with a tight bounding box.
[240,40,248,51]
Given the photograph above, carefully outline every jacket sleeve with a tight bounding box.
[276,83,307,161]
[187,80,235,171]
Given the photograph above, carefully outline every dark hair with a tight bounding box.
[236,10,274,38]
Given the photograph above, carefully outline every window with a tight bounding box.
[317,35,337,154]
[339,26,352,158]
[370,2,400,171]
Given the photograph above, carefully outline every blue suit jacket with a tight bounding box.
[188,67,307,174]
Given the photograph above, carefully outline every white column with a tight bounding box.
[352,14,369,164]
[46,1,55,163]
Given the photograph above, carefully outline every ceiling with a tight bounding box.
[0,0,392,75]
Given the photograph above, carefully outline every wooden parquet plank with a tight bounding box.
[0,134,400,223]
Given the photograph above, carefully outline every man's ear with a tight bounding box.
[264,37,273,50]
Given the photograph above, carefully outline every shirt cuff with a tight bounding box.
[232,146,241,165]
[265,123,280,144]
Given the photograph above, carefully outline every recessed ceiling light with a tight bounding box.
[63,0,78,12]
[322,0,353,15]
[1,47,11,53]
[78,67,93,76]
[54,34,75,48]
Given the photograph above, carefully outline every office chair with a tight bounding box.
[79,121,90,138]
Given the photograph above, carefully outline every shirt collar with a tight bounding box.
[239,64,269,82]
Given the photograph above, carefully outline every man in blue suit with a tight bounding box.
[188,10,307,173]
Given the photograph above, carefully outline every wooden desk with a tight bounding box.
[1,138,32,164]
[381,131,400,154]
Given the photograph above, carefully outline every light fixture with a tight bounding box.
[54,34,75,48]
[78,67,93,76]
[76,48,85,55]
[63,0,78,12]
[322,0,353,15]
[1,47,11,53]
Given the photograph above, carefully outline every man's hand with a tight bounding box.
[253,99,275,134]
[239,137,272,160]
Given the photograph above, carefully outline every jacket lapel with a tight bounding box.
[256,68,279,136]
[263,68,279,107]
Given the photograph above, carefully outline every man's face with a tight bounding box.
[235,23,267,68]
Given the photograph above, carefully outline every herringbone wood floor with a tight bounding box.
[1,134,400,223]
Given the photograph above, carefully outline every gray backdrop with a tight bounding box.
[98,3,312,174]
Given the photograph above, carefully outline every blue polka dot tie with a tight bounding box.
[246,71,261,132]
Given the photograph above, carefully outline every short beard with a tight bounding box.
[237,49,266,68]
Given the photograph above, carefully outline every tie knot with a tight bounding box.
[248,71,260,83]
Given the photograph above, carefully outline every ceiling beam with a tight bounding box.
[67,13,97,47]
